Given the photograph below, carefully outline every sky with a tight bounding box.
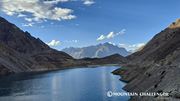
[0,0,180,52]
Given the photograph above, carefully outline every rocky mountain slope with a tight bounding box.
[0,17,126,75]
[0,17,80,74]
[62,42,131,59]
[113,18,180,101]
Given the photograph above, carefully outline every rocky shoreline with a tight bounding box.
[113,63,180,101]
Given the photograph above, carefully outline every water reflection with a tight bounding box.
[0,66,129,101]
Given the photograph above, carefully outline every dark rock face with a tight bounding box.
[0,17,50,54]
[0,16,76,74]
[127,28,180,65]
[113,18,180,101]
[62,42,131,59]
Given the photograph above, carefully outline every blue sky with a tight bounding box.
[0,0,180,51]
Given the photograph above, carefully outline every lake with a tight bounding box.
[0,66,130,101]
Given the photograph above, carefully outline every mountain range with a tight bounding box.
[62,42,131,59]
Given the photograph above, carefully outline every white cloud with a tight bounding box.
[127,49,137,52]
[17,13,26,17]
[22,23,34,27]
[118,44,129,48]
[0,0,76,23]
[107,32,114,39]
[44,0,69,4]
[108,42,116,46]
[64,40,79,43]
[118,43,145,52]
[116,29,126,35]
[83,0,95,5]
[46,40,60,46]
[74,40,78,43]
[97,29,126,40]
[128,43,145,48]
[25,18,33,22]
[97,35,106,40]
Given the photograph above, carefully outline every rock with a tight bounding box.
[113,18,180,101]
[0,16,76,74]
[172,91,180,99]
